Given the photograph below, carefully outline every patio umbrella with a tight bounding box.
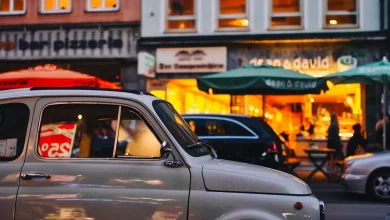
[0,64,121,90]
[323,56,390,150]
[197,64,327,95]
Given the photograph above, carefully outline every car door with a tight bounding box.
[0,99,34,220]
[15,97,190,220]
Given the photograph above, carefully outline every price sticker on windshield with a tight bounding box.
[38,123,77,158]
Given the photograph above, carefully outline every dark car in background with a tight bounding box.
[182,114,296,171]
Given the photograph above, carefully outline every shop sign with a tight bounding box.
[0,27,138,60]
[156,47,227,73]
[250,55,357,74]
[38,123,77,158]
[138,52,156,78]
[265,79,317,89]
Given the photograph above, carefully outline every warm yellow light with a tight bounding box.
[329,20,338,25]
[78,114,82,120]
[310,98,314,103]
[179,22,186,29]
[265,112,270,118]
[346,96,353,105]
[208,88,213,95]
[255,108,259,113]
[240,19,249,26]
[249,106,254,111]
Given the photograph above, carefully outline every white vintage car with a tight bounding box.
[0,88,324,220]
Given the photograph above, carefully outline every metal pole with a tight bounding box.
[262,95,266,117]
[383,74,388,151]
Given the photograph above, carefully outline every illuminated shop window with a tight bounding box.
[217,0,248,30]
[166,0,196,32]
[0,0,25,15]
[270,0,302,30]
[324,0,358,28]
[41,0,71,13]
[87,0,119,12]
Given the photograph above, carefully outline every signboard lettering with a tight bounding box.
[38,123,77,158]
[156,47,227,73]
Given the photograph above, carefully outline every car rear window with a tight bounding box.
[251,117,280,141]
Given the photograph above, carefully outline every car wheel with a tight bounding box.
[368,170,390,201]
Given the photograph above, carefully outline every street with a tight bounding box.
[311,184,389,220]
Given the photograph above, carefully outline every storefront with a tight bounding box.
[0,26,139,87]
[145,41,385,156]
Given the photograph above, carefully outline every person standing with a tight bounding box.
[327,113,343,170]
[346,123,367,157]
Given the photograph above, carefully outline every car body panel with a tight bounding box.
[15,96,191,220]
[202,159,311,195]
[182,114,281,168]
[342,151,390,194]
[0,98,37,220]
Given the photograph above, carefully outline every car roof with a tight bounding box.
[0,87,160,104]
[182,113,251,118]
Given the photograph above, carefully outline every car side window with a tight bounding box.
[186,118,254,137]
[37,104,161,159]
[116,107,161,158]
[0,103,30,161]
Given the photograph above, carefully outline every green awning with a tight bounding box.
[197,64,327,95]
[323,57,390,85]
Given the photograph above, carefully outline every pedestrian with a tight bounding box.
[327,113,344,171]
[375,112,390,150]
[346,123,367,157]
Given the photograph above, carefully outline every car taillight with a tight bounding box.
[265,142,278,152]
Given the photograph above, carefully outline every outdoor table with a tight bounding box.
[304,148,336,183]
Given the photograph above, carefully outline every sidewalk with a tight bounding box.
[293,157,330,184]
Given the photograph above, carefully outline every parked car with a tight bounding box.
[0,87,324,220]
[342,151,390,201]
[182,114,299,171]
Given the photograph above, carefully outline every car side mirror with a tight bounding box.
[160,141,172,159]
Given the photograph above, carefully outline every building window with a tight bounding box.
[87,0,119,12]
[41,0,71,13]
[217,0,248,31]
[166,0,196,32]
[270,0,303,30]
[0,0,26,15]
[324,0,358,28]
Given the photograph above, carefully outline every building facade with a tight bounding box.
[0,0,140,88]
[140,0,389,149]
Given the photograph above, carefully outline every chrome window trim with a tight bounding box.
[183,116,258,139]
[35,101,163,161]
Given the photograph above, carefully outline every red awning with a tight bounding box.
[0,64,121,90]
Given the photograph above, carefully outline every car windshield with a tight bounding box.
[153,101,210,157]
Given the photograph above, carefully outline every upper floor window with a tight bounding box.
[87,0,119,12]
[0,0,25,15]
[324,0,358,28]
[270,0,303,30]
[41,0,71,14]
[166,0,196,32]
[217,0,248,31]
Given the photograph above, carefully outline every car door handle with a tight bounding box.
[20,173,51,180]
